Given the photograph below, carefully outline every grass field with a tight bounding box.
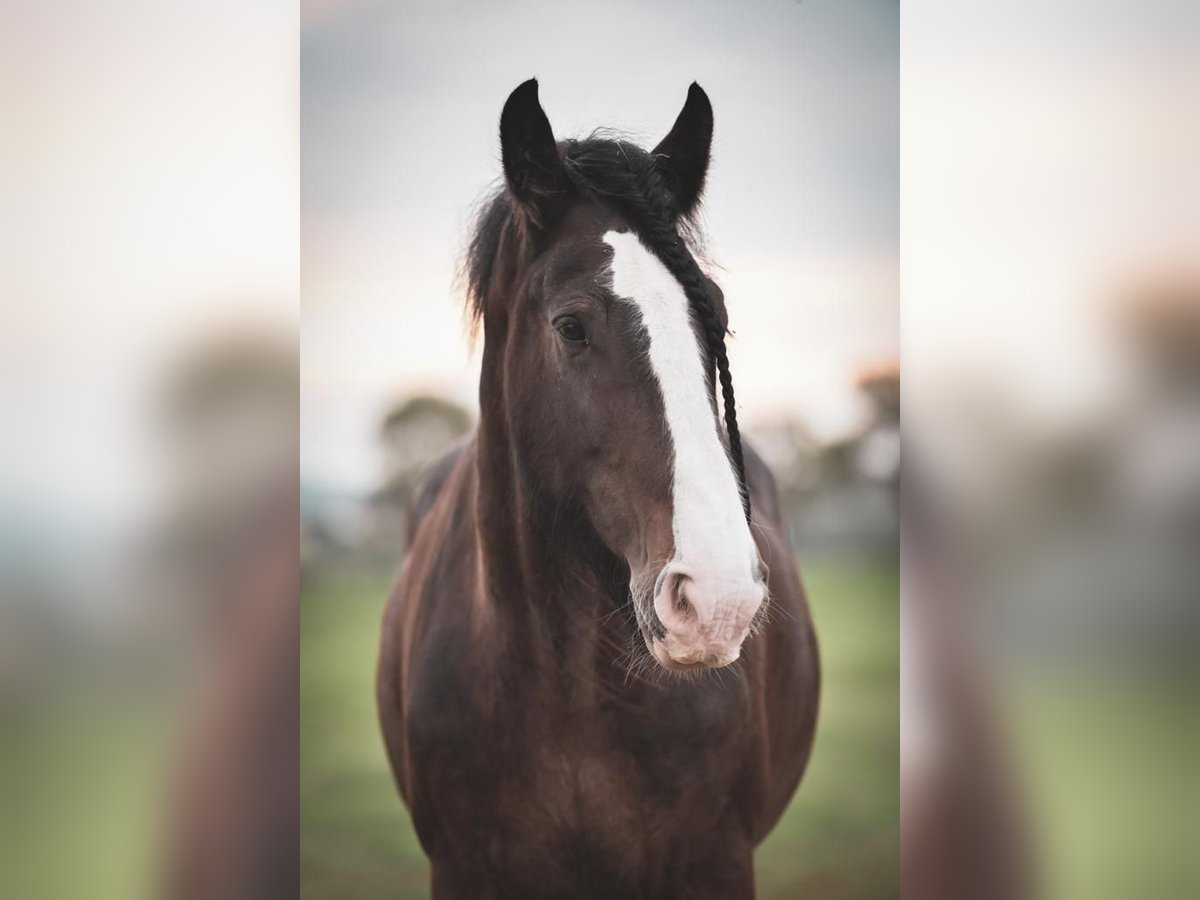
[301,563,899,899]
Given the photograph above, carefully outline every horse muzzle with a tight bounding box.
[646,562,765,670]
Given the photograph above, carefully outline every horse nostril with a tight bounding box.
[672,576,694,620]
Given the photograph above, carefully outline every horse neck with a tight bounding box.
[471,367,631,664]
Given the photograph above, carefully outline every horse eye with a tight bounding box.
[555,316,588,345]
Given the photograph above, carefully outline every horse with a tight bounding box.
[378,79,819,899]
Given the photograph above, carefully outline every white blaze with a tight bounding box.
[602,230,758,585]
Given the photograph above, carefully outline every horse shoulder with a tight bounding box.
[742,439,821,839]
[378,435,478,827]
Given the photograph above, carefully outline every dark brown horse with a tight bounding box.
[378,80,819,899]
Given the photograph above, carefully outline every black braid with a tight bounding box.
[560,139,750,521]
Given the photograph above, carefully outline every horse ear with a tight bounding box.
[651,83,714,217]
[500,78,563,226]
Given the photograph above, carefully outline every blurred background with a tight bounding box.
[301,1,898,898]
[1,2,298,898]
[904,1,1199,898]
[5,1,1194,898]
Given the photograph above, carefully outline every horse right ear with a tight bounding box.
[500,78,564,227]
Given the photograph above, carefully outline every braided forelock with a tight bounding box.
[560,138,751,522]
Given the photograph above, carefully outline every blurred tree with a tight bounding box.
[1120,273,1200,391]
[853,360,901,487]
[378,396,472,480]
[154,331,297,628]
[369,396,473,554]
[856,359,900,424]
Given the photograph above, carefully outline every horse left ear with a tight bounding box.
[652,83,714,217]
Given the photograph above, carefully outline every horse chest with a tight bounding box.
[404,655,756,858]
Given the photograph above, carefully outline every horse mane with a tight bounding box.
[461,133,750,521]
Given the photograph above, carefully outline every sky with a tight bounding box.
[904,0,1200,442]
[301,0,900,494]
